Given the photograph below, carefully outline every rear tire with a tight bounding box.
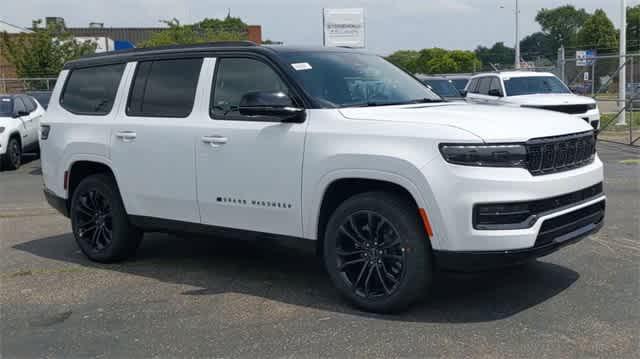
[2,137,22,170]
[323,192,432,313]
[70,174,142,263]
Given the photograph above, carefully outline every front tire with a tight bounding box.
[323,192,432,313]
[70,174,142,263]
[2,137,22,170]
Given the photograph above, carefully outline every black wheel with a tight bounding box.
[70,174,142,263]
[323,192,431,313]
[2,137,22,170]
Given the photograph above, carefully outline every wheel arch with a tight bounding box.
[8,131,22,148]
[66,158,120,211]
[311,172,431,256]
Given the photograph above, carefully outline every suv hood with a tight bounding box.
[502,93,596,106]
[339,103,593,142]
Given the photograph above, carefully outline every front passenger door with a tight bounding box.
[195,57,308,238]
[12,97,33,146]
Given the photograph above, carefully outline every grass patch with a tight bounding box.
[600,112,640,131]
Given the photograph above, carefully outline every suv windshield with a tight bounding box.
[422,79,461,98]
[449,79,469,91]
[0,97,13,116]
[504,76,570,96]
[281,52,442,108]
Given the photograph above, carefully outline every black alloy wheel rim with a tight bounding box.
[74,190,113,252]
[335,210,406,299]
[9,140,20,167]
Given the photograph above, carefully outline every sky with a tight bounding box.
[2,0,638,55]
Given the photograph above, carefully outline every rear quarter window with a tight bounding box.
[60,64,126,115]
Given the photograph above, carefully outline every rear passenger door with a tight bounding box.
[194,57,307,238]
[110,58,206,223]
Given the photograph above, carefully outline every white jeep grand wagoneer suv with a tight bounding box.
[40,43,605,312]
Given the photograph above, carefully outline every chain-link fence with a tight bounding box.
[0,77,58,94]
[560,53,639,146]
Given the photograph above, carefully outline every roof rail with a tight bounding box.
[64,41,259,63]
[114,40,258,54]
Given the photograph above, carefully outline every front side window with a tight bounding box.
[504,76,571,96]
[13,97,26,115]
[128,58,203,117]
[279,52,441,108]
[467,79,479,93]
[61,63,125,115]
[22,96,37,113]
[211,58,290,120]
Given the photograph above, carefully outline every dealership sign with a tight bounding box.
[576,50,596,67]
[323,8,365,48]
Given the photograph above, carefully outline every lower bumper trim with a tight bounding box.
[43,188,69,218]
[433,219,603,272]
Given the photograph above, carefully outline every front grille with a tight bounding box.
[535,200,605,247]
[473,182,603,230]
[527,104,589,114]
[526,132,596,175]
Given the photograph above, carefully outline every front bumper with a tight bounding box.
[433,214,603,271]
[420,154,604,252]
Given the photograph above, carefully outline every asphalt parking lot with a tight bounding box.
[1,143,639,358]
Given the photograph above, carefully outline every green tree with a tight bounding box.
[628,5,640,52]
[474,42,514,67]
[449,50,482,72]
[0,19,96,78]
[386,50,420,72]
[535,5,590,49]
[520,32,554,60]
[577,9,618,52]
[413,48,481,74]
[141,16,249,47]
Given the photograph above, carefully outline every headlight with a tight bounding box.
[0,126,5,134]
[586,103,597,110]
[439,143,527,167]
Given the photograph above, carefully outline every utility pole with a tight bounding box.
[515,0,520,69]
[618,0,627,125]
[558,46,566,83]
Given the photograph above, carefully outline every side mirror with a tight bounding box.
[459,90,468,97]
[488,89,503,97]
[238,91,305,123]
[14,110,29,118]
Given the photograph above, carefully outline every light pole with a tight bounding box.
[501,1,521,69]
[515,0,520,69]
[618,0,627,125]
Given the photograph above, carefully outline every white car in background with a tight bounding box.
[465,72,601,130]
[0,94,44,170]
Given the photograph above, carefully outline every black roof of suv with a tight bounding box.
[63,41,367,70]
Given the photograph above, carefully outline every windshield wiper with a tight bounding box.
[407,98,444,104]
